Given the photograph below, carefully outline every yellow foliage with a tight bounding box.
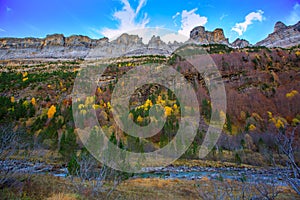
[97,87,102,94]
[144,99,153,110]
[286,90,298,99]
[22,71,28,77]
[78,104,85,109]
[22,100,29,108]
[137,115,143,123]
[47,105,56,119]
[269,117,276,124]
[92,104,100,110]
[47,84,52,89]
[292,118,300,126]
[107,102,111,110]
[252,113,263,121]
[22,77,28,82]
[295,51,300,57]
[275,119,285,129]
[249,124,256,131]
[267,111,273,118]
[157,95,162,103]
[173,104,178,110]
[164,106,172,117]
[156,95,166,106]
[10,96,15,103]
[31,97,36,106]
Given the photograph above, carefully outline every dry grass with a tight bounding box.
[0,173,298,200]
[110,178,199,200]
[46,193,79,200]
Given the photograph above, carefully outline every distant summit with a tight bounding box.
[256,21,300,48]
[190,26,229,46]
[0,21,300,60]
[231,38,251,48]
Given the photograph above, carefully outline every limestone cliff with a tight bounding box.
[0,34,181,60]
[231,39,251,48]
[190,26,229,45]
[255,21,300,48]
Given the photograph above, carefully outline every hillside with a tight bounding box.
[0,22,300,199]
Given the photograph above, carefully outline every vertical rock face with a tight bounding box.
[190,26,229,45]
[256,21,300,48]
[0,33,181,59]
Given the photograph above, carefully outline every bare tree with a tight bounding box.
[195,177,283,200]
[69,152,122,199]
[275,125,300,195]
[254,179,282,200]
[0,125,28,190]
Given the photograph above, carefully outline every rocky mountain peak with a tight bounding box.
[231,38,251,48]
[112,33,143,45]
[256,21,300,48]
[190,26,229,45]
[148,35,168,49]
[274,21,287,32]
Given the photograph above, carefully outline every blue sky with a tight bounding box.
[0,0,299,44]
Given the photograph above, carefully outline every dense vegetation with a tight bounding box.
[0,46,299,199]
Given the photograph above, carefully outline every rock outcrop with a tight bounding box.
[1,21,299,60]
[0,34,181,60]
[231,38,251,48]
[190,26,229,45]
[256,21,300,48]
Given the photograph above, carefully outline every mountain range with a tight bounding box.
[0,21,299,60]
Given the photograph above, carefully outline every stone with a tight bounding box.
[256,21,300,48]
[231,38,251,48]
[190,26,229,45]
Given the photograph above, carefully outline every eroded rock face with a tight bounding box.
[0,33,181,59]
[274,21,288,32]
[190,26,229,45]
[256,21,300,48]
[231,39,251,48]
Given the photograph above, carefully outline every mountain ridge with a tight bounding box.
[0,21,299,60]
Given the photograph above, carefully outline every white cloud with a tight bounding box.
[6,7,12,12]
[172,12,180,27]
[100,4,205,43]
[287,3,300,25]
[232,10,264,36]
[161,8,207,43]
[100,0,150,39]
[178,8,208,37]
[172,12,180,19]
[220,14,228,21]
[0,28,5,32]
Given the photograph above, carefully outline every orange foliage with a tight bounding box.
[31,97,36,106]
[47,105,56,119]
